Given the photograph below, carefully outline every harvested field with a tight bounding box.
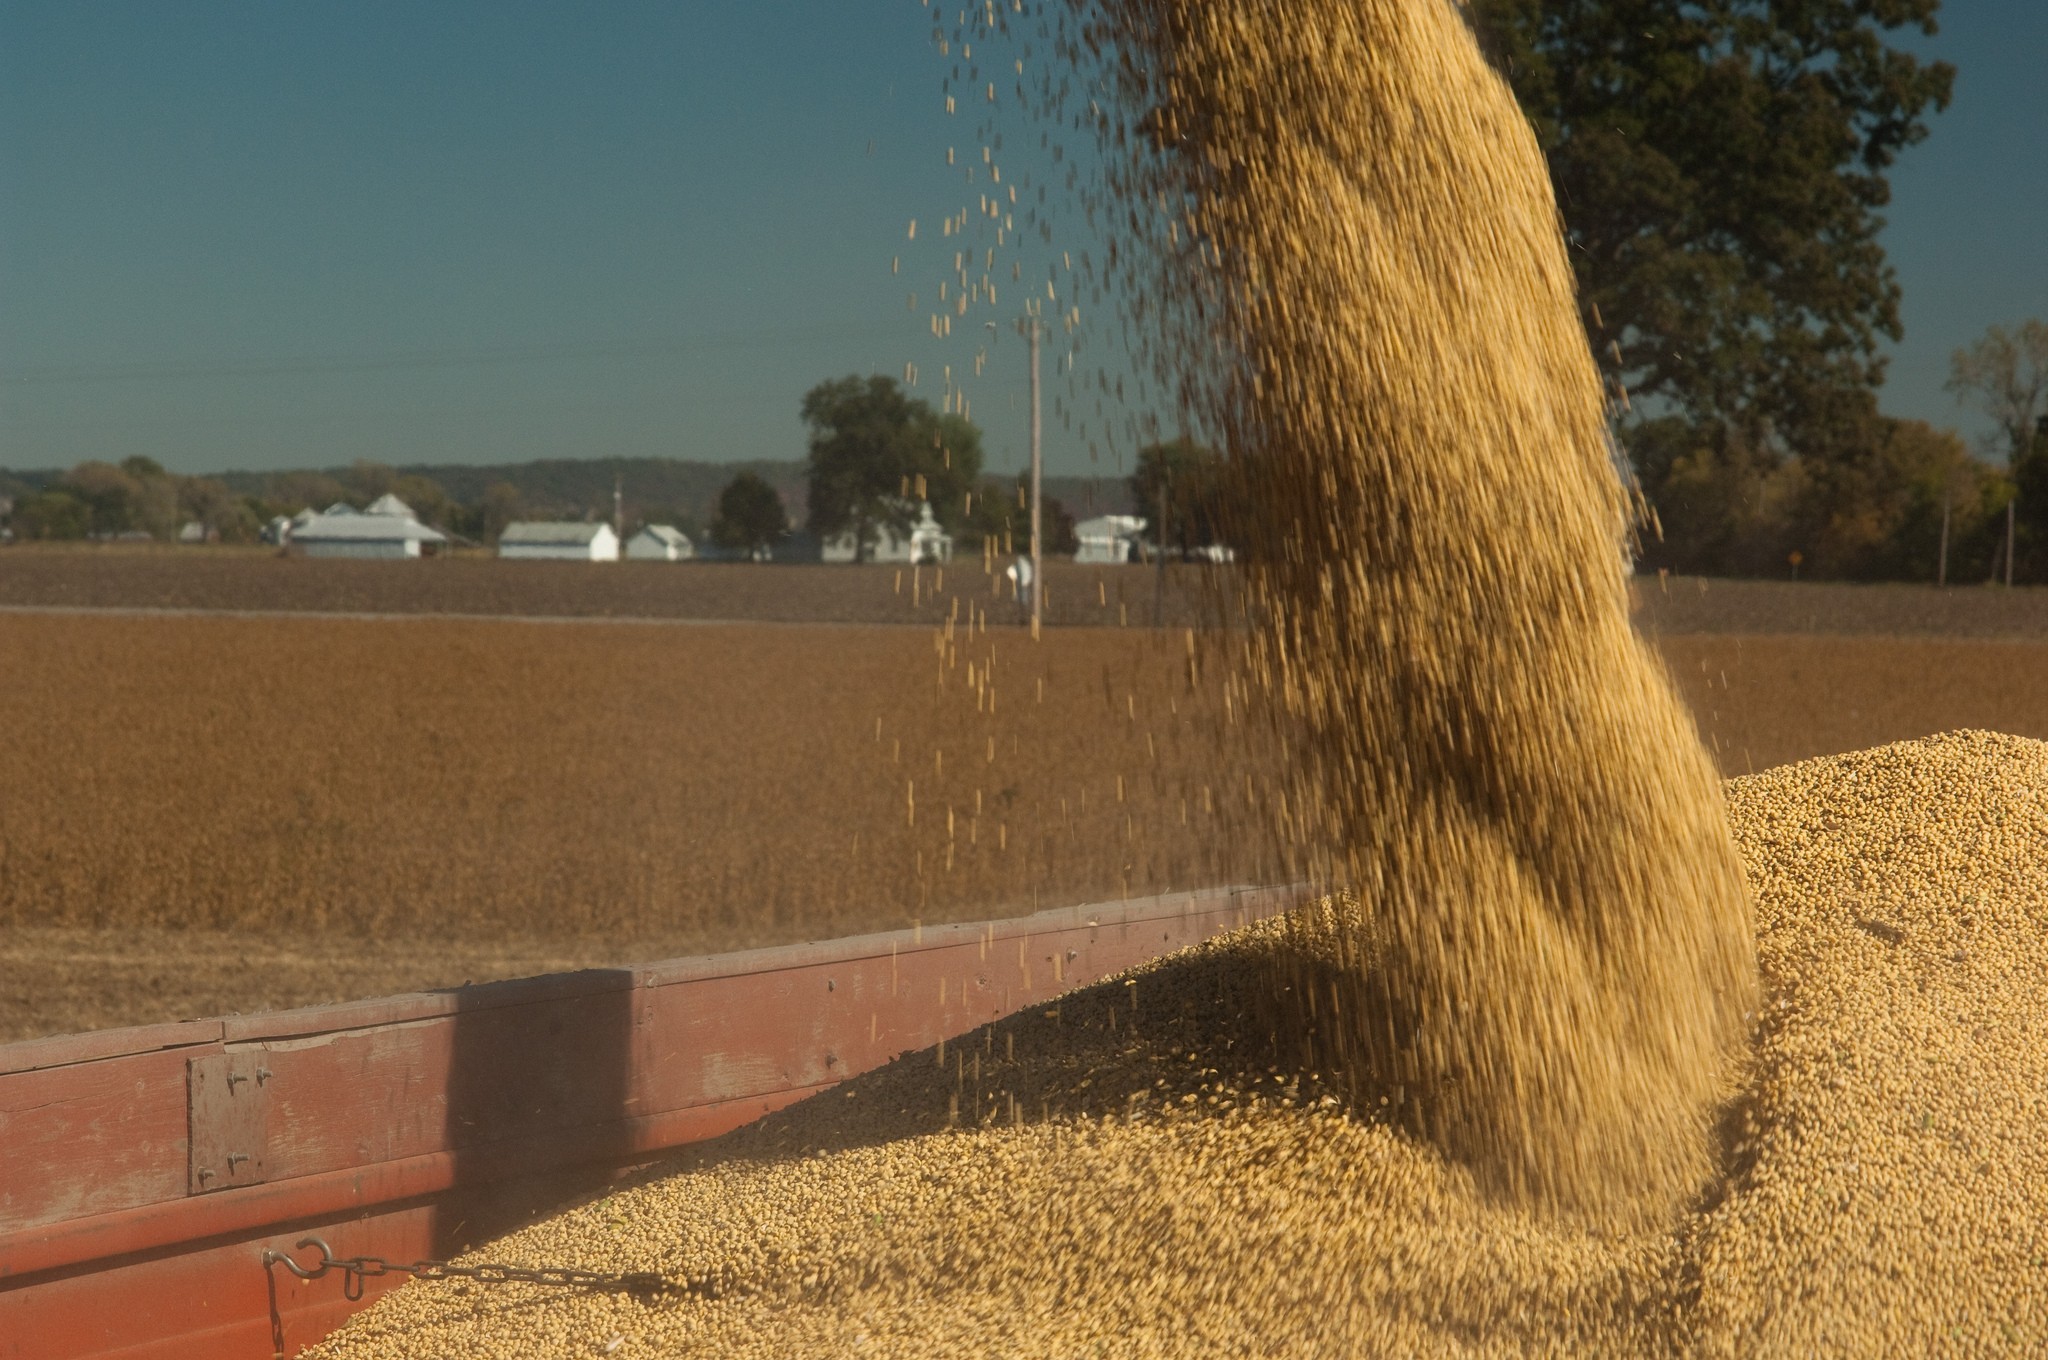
[1659,634,2048,774]
[6,614,2048,1042]
[0,926,601,1042]
[309,733,2048,1357]
[14,546,2048,638]
[0,611,1263,1041]
[0,546,1218,629]
[1632,574,2048,640]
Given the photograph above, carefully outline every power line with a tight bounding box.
[0,322,883,388]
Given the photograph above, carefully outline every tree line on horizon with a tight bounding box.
[0,458,565,547]
[11,320,2047,582]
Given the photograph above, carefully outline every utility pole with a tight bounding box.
[1938,480,1951,588]
[1154,470,1167,627]
[2006,496,2017,588]
[613,474,624,547]
[1029,312,1043,633]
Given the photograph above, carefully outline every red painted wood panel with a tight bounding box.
[0,1206,433,1360]
[0,1044,218,1233]
[0,885,1302,1358]
[0,1087,818,1284]
[0,1020,221,1079]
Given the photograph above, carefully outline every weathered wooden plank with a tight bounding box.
[0,1205,436,1360]
[0,1086,824,1283]
[236,973,640,1185]
[239,1019,452,1181]
[0,1019,221,1078]
[0,1043,217,1234]
[217,965,642,1044]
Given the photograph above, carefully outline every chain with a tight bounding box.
[265,1236,718,1304]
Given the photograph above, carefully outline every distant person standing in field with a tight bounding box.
[1006,555,1034,617]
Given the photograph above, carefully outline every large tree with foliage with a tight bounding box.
[710,471,789,559]
[960,474,1079,556]
[1468,0,1953,467]
[1129,437,1227,558]
[802,376,982,563]
[1948,319,2048,583]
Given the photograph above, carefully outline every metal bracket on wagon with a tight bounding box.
[262,1236,706,1304]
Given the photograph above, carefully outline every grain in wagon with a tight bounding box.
[309,735,2048,1357]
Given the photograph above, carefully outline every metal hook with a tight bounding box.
[261,1237,334,1282]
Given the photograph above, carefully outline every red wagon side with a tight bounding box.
[1,885,1301,1359]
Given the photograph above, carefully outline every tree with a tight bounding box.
[913,412,985,533]
[129,469,182,540]
[1630,418,1800,577]
[1468,0,1953,465]
[479,482,526,542]
[343,460,400,502]
[391,473,452,528]
[1031,484,1080,556]
[802,375,982,562]
[1948,320,2048,584]
[711,471,788,559]
[60,462,143,537]
[1797,417,1987,582]
[960,474,1078,556]
[9,489,89,540]
[1629,414,1994,582]
[269,470,350,512]
[1129,437,1227,558]
[177,477,260,543]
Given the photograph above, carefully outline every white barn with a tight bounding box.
[823,502,952,564]
[1073,515,1147,564]
[499,521,620,561]
[291,510,447,559]
[626,525,693,561]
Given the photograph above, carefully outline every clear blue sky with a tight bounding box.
[1,2,2041,479]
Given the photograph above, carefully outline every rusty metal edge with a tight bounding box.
[0,1085,829,1285]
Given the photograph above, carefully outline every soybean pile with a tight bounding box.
[1072,0,1754,1219]
[309,732,2048,1357]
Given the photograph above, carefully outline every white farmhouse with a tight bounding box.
[822,502,952,564]
[363,492,417,519]
[625,525,694,561]
[1073,514,1147,564]
[499,521,620,561]
[291,510,447,559]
